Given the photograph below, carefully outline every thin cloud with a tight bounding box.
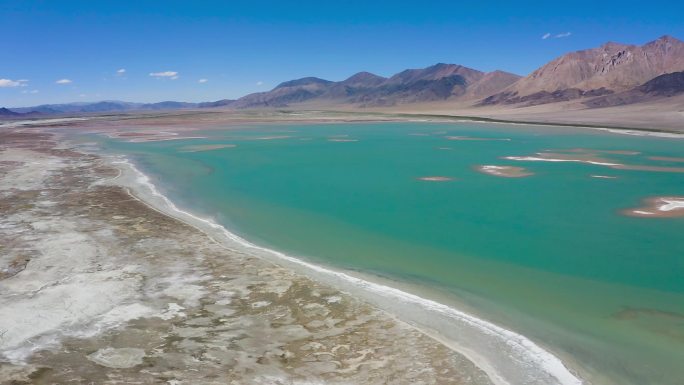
[0,78,28,87]
[116,68,126,75]
[256,81,264,86]
[21,89,39,94]
[56,79,72,84]
[198,78,208,83]
[542,32,572,40]
[149,71,179,79]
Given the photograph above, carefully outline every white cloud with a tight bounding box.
[555,32,572,38]
[116,68,126,75]
[256,81,264,86]
[0,78,28,87]
[149,71,178,79]
[198,78,208,83]
[542,33,551,40]
[56,79,72,84]
[21,89,39,94]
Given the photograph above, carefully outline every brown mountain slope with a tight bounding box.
[383,63,484,85]
[584,71,684,108]
[232,77,333,108]
[463,70,522,100]
[482,35,684,106]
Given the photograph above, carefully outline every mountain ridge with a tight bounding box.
[482,35,684,106]
[3,35,683,117]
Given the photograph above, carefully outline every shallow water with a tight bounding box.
[93,122,684,385]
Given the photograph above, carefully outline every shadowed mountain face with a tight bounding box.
[482,35,684,106]
[584,71,684,108]
[233,64,521,108]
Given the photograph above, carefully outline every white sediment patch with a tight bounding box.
[478,165,533,178]
[87,347,146,368]
[504,156,621,167]
[590,127,684,139]
[624,196,684,218]
[109,156,584,385]
[0,149,66,190]
[252,135,292,140]
[417,176,453,182]
[657,198,684,211]
[0,117,89,129]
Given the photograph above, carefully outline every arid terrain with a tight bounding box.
[0,126,492,384]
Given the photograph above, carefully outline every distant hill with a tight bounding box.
[5,99,235,117]
[0,107,21,117]
[0,107,45,119]
[233,63,521,108]
[481,35,684,106]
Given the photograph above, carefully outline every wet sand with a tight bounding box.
[0,129,493,384]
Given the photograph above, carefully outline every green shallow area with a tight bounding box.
[93,122,684,385]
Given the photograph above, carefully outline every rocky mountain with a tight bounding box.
[584,71,684,108]
[233,64,520,108]
[482,35,684,106]
[232,77,333,108]
[463,70,523,100]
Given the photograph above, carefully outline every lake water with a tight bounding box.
[92,122,684,385]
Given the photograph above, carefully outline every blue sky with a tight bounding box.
[1,0,683,107]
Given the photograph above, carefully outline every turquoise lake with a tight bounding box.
[92,122,684,385]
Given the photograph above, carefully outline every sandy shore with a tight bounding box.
[0,129,493,383]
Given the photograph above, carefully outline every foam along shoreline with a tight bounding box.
[110,156,584,385]
[623,196,684,217]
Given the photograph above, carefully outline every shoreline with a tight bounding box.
[4,107,684,139]
[106,151,584,385]
[1,128,498,384]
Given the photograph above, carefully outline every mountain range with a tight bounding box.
[2,35,684,118]
[232,64,521,108]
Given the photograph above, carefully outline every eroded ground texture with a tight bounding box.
[0,128,493,385]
